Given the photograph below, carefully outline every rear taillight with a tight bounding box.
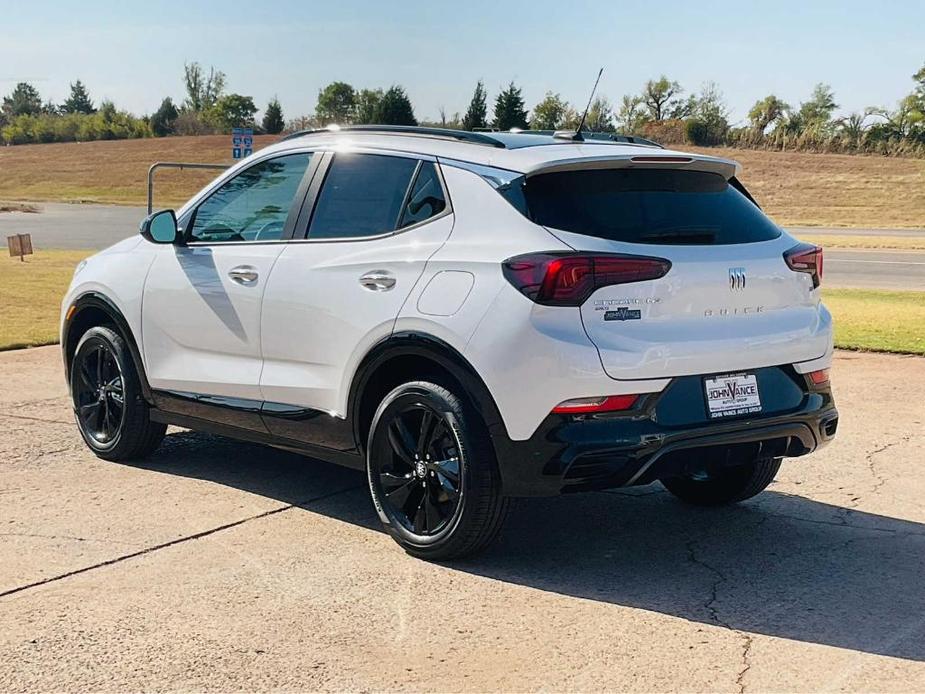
[784,243,823,288]
[502,252,671,306]
[552,394,640,414]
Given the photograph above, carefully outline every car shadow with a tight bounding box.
[132,430,925,663]
[174,246,248,341]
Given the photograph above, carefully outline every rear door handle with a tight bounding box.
[359,271,396,291]
[228,265,259,285]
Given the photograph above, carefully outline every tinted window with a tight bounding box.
[399,162,447,228]
[519,169,780,245]
[308,153,418,239]
[189,153,311,243]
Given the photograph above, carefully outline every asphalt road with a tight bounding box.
[824,249,925,291]
[1,346,923,691]
[2,204,924,290]
[0,202,145,250]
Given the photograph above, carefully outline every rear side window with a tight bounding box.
[308,153,418,239]
[519,169,780,245]
[399,162,447,228]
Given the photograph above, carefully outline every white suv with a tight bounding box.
[61,126,837,559]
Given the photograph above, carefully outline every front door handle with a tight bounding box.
[359,270,396,291]
[228,265,259,285]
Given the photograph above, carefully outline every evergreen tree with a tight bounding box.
[150,97,179,136]
[493,82,529,130]
[263,97,285,134]
[61,80,96,114]
[461,80,488,130]
[377,86,417,125]
[1,82,43,118]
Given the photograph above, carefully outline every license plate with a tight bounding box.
[704,373,762,419]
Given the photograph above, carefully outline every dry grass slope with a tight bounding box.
[681,146,925,229]
[0,135,276,208]
[0,137,924,227]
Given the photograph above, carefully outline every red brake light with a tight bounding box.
[784,243,823,288]
[552,394,640,414]
[629,156,694,163]
[502,253,671,306]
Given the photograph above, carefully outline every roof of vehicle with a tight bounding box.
[262,125,741,179]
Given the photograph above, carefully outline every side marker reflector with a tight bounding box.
[808,369,830,385]
[552,394,639,414]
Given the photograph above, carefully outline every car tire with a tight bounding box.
[70,326,166,461]
[661,457,782,506]
[366,381,508,561]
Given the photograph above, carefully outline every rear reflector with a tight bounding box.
[808,369,830,385]
[552,394,639,414]
[784,243,823,288]
[502,252,671,307]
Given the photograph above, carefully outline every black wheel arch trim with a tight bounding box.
[348,331,510,455]
[63,292,153,403]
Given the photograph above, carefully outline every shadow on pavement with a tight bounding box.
[132,430,925,662]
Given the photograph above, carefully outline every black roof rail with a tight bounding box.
[280,125,507,148]
[518,129,662,148]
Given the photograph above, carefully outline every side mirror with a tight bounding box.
[140,209,180,244]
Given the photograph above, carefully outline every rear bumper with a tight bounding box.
[490,365,837,497]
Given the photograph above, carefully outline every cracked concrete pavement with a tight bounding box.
[1,346,923,692]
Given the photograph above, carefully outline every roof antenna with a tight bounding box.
[570,67,604,141]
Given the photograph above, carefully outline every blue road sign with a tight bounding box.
[232,127,253,159]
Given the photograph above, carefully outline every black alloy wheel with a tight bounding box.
[74,341,125,445]
[367,381,508,560]
[70,325,166,461]
[378,403,463,536]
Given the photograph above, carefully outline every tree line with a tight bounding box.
[2,61,924,157]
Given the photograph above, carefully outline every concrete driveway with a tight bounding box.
[0,346,923,691]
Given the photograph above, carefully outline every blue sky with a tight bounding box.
[2,0,923,124]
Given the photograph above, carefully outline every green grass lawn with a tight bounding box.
[2,251,923,356]
[822,288,925,355]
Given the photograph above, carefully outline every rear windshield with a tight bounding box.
[510,169,781,245]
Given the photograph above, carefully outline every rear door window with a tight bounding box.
[520,169,780,245]
[307,153,418,240]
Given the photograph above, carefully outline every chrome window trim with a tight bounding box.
[437,158,522,188]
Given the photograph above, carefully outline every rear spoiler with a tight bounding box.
[520,153,740,180]
[146,162,229,215]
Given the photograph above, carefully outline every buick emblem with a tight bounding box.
[729,267,746,291]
